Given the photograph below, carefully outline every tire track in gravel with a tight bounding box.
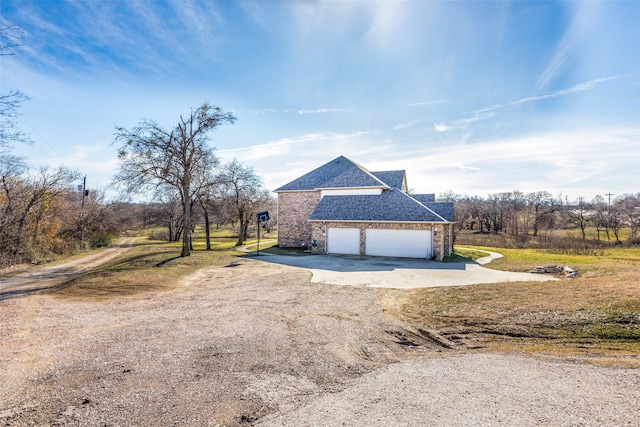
[0,238,137,300]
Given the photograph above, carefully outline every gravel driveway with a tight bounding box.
[2,250,637,426]
[258,353,640,426]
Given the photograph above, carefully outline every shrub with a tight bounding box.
[91,233,113,248]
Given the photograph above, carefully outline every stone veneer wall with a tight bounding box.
[310,222,452,260]
[277,191,321,248]
[443,223,453,259]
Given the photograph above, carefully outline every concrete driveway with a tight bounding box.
[251,251,558,289]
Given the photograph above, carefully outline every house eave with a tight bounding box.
[308,219,452,224]
[274,185,388,193]
[316,185,387,191]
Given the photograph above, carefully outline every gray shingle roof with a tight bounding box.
[411,194,436,203]
[423,202,454,222]
[322,164,386,188]
[274,155,387,192]
[309,188,447,222]
[410,194,453,221]
[371,170,406,189]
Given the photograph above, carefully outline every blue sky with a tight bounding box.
[2,0,639,201]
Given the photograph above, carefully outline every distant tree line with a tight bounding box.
[439,190,640,249]
[0,166,124,267]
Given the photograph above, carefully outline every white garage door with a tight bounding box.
[365,229,432,259]
[327,228,360,255]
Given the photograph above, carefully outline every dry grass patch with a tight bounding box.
[50,240,241,302]
[384,247,640,365]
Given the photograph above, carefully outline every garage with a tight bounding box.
[365,229,432,259]
[326,227,360,255]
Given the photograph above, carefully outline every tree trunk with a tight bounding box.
[204,210,211,250]
[236,221,245,246]
[181,185,191,257]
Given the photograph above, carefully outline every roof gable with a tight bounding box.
[371,170,406,190]
[274,155,386,192]
[321,164,386,189]
[309,188,447,222]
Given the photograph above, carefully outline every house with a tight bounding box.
[273,156,453,260]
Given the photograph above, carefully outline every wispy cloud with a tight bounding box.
[513,76,621,106]
[409,100,446,107]
[393,120,419,130]
[454,164,481,171]
[287,108,352,115]
[248,108,277,115]
[433,123,451,132]
[435,76,620,132]
[217,130,382,189]
[218,130,377,158]
[434,110,495,132]
[536,2,599,91]
[382,127,640,197]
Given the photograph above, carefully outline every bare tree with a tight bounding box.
[564,197,590,241]
[503,191,530,247]
[217,160,268,246]
[527,191,557,237]
[619,193,640,242]
[113,103,236,257]
[0,166,78,264]
[191,153,223,250]
[0,24,31,152]
[438,191,468,247]
[592,195,609,241]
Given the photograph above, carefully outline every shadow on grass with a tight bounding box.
[0,249,186,301]
[442,252,475,263]
[155,256,182,267]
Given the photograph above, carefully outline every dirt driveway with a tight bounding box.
[1,250,638,426]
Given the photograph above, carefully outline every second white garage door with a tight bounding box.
[365,229,432,259]
[326,228,360,255]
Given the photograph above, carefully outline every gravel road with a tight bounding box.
[1,251,638,426]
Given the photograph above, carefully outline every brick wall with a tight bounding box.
[277,191,321,248]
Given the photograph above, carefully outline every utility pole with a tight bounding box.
[81,176,87,208]
[80,176,87,249]
[605,192,614,208]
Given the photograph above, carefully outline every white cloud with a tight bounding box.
[218,125,639,198]
[536,2,600,91]
[409,100,446,107]
[412,127,639,197]
[393,120,419,130]
[248,108,278,115]
[513,76,621,106]
[434,110,495,132]
[435,76,620,133]
[434,123,451,132]
[217,130,385,190]
[292,108,352,115]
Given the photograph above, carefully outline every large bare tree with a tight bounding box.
[114,103,236,257]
